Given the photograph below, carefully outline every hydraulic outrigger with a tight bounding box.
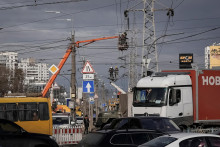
[41,36,119,97]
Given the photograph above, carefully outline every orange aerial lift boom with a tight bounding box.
[42,35,119,97]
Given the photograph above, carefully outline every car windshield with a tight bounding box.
[133,88,167,107]
[140,136,177,147]
[53,117,69,125]
[140,118,180,132]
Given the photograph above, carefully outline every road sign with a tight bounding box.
[49,64,59,74]
[81,61,95,74]
[90,101,95,104]
[83,80,94,93]
[94,94,98,99]
[83,74,94,80]
[89,97,94,102]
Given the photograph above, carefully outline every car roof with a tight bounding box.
[116,116,171,120]
[161,132,220,139]
[95,129,164,134]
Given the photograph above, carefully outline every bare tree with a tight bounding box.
[11,68,24,93]
[0,64,10,96]
[0,65,25,96]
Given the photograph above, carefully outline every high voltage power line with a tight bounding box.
[0,0,88,10]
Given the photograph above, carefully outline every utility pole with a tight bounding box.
[82,58,86,117]
[71,33,76,120]
[94,75,99,122]
[102,82,105,111]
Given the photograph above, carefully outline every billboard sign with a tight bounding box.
[179,53,193,69]
[210,46,220,69]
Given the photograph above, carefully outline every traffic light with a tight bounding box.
[118,32,129,51]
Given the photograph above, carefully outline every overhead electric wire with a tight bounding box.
[3,39,70,54]
[157,0,175,58]
[163,26,220,44]
[159,36,220,45]
[2,16,220,36]
[0,0,35,6]
[173,0,185,9]
[0,0,88,10]
[0,1,128,30]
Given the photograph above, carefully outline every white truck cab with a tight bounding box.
[133,72,193,128]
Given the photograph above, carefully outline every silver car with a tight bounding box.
[139,132,220,147]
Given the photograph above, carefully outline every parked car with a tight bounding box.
[0,119,58,147]
[77,129,165,147]
[52,113,73,127]
[102,116,181,133]
[95,111,120,129]
[139,132,220,147]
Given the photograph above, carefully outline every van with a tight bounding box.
[52,113,73,128]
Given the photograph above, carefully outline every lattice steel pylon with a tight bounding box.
[142,0,158,77]
[124,0,158,78]
[122,0,158,91]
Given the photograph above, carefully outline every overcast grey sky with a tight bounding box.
[0,0,220,95]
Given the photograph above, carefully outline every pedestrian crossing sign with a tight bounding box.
[81,61,95,74]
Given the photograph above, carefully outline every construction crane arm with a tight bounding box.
[42,35,119,97]
[75,36,118,47]
[42,45,72,97]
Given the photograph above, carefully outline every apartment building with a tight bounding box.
[0,52,18,75]
[18,58,49,85]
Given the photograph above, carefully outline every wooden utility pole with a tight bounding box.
[71,34,76,119]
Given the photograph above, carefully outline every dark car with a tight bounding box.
[77,129,165,147]
[102,116,181,133]
[0,119,58,147]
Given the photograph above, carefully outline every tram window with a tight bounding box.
[0,103,18,121]
[18,103,38,121]
[39,103,49,120]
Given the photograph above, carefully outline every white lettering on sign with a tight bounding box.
[202,76,220,85]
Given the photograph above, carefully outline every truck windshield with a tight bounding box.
[133,88,167,107]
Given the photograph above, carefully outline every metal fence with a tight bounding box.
[53,125,83,146]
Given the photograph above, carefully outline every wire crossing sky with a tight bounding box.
[0,0,220,92]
